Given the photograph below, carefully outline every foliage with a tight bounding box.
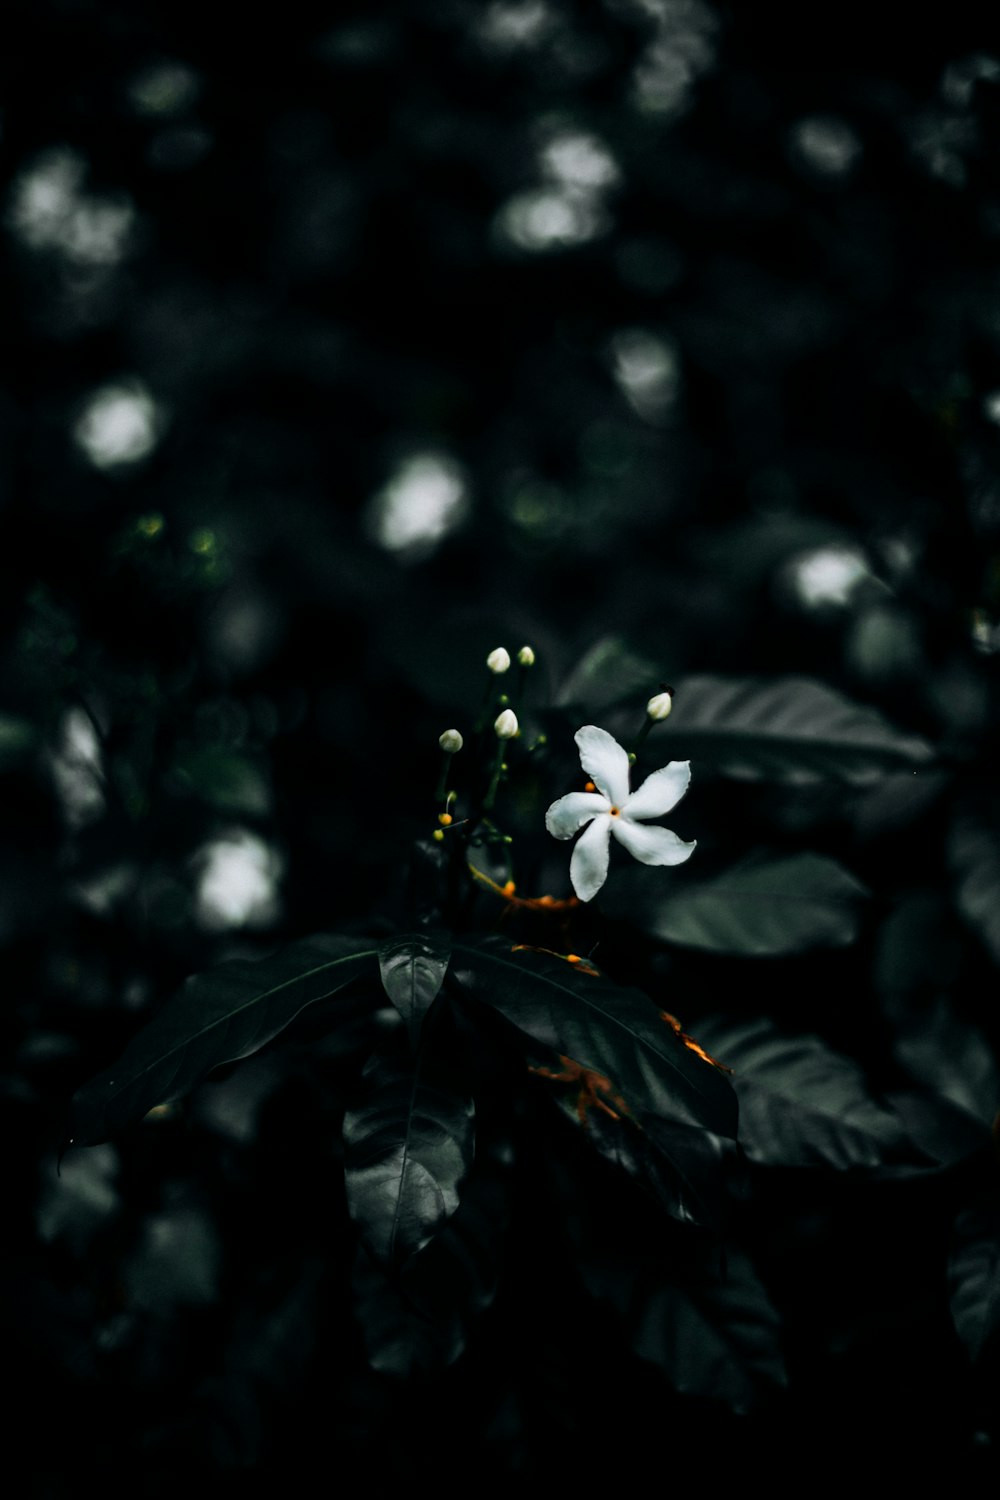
[6,0,1000,1488]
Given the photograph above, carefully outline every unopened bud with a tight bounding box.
[646,690,673,722]
[494,708,519,739]
[438,728,464,753]
[517,645,535,667]
[487,647,511,674]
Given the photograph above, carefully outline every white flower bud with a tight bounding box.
[494,708,519,739]
[517,645,535,667]
[646,691,673,722]
[487,647,511,674]
[438,728,463,753]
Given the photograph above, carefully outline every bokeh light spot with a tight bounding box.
[788,545,870,611]
[7,148,135,267]
[127,59,203,117]
[73,381,164,470]
[608,328,681,423]
[367,452,469,559]
[194,828,283,932]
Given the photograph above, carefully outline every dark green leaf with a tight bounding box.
[378,932,451,1048]
[0,712,39,769]
[69,934,377,1145]
[664,674,934,784]
[891,995,1000,1129]
[352,1148,509,1376]
[343,1036,474,1268]
[579,1247,786,1413]
[950,1206,1000,1364]
[545,1090,734,1228]
[607,852,868,956]
[695,1014,919,1169]
[555,635,662,711]
[948,792,1000,967]
[452,937,737,1139]
[170,746,271,814]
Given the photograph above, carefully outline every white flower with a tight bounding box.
[438,728,464,753]
[646,690,673,721]
[494,708,519,739]
[487,647,511,674]
[545,725,695,902]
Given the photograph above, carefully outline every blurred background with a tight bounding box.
[5,0,1000,1488]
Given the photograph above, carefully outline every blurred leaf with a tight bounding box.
[378,931,451,1048]
[874,891,964,1000]
[124,1203,221,1310]
[664,675,935,784]
[853,768,951,842]
[344,1034,474,1268]
[555,636,662,711]
[579,1246,786,1413]
[453,937,737,1138]
[948,792,1000,967]
[950,1206,1000,1364]
[69,934,377,1145]
[37,1144,120,1253]
[171,746,271,814]
[691,512,849,589]
[885,1091,990,1168]
[891,995,1000,1128]
[351,1149,509,1376]
[607,852,868,956]
[0,712,39,769]
[695,1015,920,1169]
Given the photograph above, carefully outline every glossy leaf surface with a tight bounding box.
[608,851,868,956]
[664,674,934,784]
[69,934,377,1146]
[696,1014,919,1169]
[343,1037,474,1268]
[352,1149,509,1377]
[453,937,737,1138]
[378,931,451,1048]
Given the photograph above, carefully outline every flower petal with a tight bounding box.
[570,813,613,902]
[611,817,696,867]
[574,725,631,808]
[545,791,611,840]
[622,760,691,821]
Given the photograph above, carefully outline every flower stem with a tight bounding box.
[483,738,506,810]
[435,751,453,804]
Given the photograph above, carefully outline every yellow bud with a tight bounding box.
[433,828,445,842]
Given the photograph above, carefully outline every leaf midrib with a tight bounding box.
[85,947,377,1109]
